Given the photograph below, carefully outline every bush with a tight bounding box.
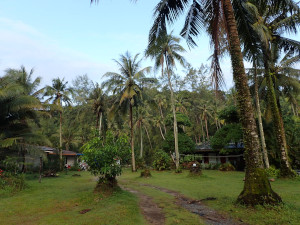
[140,169,151,178]
[153,150,171,171]
[81,131,130,185]
[265,166,280,178]
[188,161,202,175]
[135,157,146,170]
[70,161,81,171]
[43,155,60,173]
[219,163,235,171]
[203,163,220,170]
[0,172,26,193]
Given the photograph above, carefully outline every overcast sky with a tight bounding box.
[0,1,298,91]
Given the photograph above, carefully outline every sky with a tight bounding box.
[0,1,298,91]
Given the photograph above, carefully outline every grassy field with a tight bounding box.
[120,169,300,225]
[0,171,146,225]
[1,170,299,225]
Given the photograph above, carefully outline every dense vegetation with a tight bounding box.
[0,0,299,208]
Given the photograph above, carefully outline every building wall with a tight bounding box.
[65,156,76,166]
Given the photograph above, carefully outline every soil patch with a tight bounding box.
[121,186,165,225]
[142,184,247,225]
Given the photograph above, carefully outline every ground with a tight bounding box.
[0,170,299,225]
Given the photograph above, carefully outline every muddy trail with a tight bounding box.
[140,183,247,225]
[122,181,247,225]
[121,185,165,225]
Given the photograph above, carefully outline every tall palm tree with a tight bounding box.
[149,0,281,205]
[4,66,44,98]
[44,78,72,168]
[241,0,299,177]
[102,51,152,172]
[88,83,106,137]
[145,32,187,170]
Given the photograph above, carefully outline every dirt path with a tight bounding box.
[121,185,165,225]
[141,184,247,225]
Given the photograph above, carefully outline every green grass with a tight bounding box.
[120,169,300,225]
[1,170,299,225]
[0,172,146,225]
[119,180,204,225]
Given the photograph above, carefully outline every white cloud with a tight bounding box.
[0,17,114,87]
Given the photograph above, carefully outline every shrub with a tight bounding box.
[70,161,81,171]
[0,172,26,193]
[81,131,130,186]
[203,163,220,170]
[135,157,146,170]
[188,161,202,175]
[153,150,171,171]
[43,155,60,173]
[265,166,280,178]
[219,163,235,171]
[140,169,151,178]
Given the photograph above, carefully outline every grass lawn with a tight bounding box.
[120,169,300,225]
[0,171,146,225]
[1,170,299,225]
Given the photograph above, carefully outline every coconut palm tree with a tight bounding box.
[240,0,299,177]
[44,78,72,168]
[149,0,282,205]
[88,83,106,137]
[102,51,152,172]
[145,32,187,170]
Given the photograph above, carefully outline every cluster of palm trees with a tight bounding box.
[145,0,299,205]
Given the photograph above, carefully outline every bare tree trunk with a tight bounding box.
[144,126,153,151]
[222,0,281,205]
[200,117,206,142]
[159,105,167,135]
[39,156,42,183]
[166,63,179,170]
[254,61,269,169]
[159,125,165,140]
[99,111,102,137]
[130,103,136,172]
[59,111,63,170]
[140,122,143,158]
[204,116,209,141]
[263,56,294,177]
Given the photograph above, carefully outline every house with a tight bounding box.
[193,142,245,170]
[25,146,82,168]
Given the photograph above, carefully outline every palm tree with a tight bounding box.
[4,66,44,98]
[145,32,187,170]
[149,0,281,205]
[102,51,152,172]
[44,78,72,168]
[88,83,106,137]
[241,0,299,177]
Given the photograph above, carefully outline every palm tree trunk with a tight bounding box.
[59,111,63,170]
[254,61,269,169]
[159,125,165,140]
[144,126,153,151]
[140,122,143,158]
[200,117,206,142]
[263,57,294,177]
[222,0,281,205]
[130,103,136,172]
[159,105,167,135]
[166,63,179,170]
[99,112,102,137]
[204,116,209,141]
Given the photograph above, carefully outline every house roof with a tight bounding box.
[48,150,78,156]
[38,146,79,156]
[195,142,244,153]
